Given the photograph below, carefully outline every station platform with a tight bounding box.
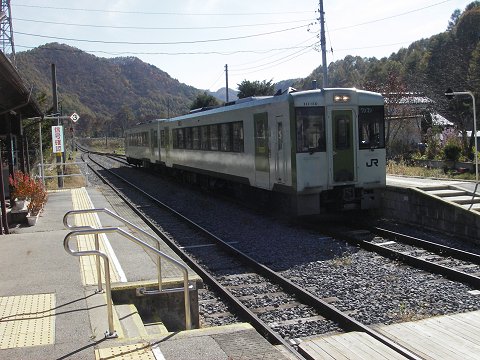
[299,309,480,359]
[0,187,292,360]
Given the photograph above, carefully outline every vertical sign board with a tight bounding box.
[52,126,64,153]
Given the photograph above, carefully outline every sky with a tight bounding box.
[8,0,474,91]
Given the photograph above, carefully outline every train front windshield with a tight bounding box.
[358,105,385,149]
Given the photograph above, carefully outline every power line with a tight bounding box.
[15,24,309,45]
[15,43,314,56]
[12,3,312,16]
[330,0,452,32]
[233,47,313,78]
[231,35,317,69]
[13,16,316,31]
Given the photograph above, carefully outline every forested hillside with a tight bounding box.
[295,2,479,120]
[16,43,199,136]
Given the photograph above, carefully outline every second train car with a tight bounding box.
[125,87,386,215]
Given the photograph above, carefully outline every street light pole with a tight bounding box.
[445,89,477,182]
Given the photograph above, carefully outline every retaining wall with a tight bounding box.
[380,186,480,243]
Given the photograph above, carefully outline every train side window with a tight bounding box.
[200,126,209,150]
[178,128,185,149]
[152,130,158,148]
[160,130,165,148]
[358,105,385,149]
[210,124,219,151]
[172,129,178,148]
[220,123,232,152]
[295,107,326,153]
[232,121,244,152]
[192,127,200,150]
[185,127,193,149]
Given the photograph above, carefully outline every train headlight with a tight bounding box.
[334,94,350,103]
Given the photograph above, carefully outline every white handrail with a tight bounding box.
[63,209,192,332]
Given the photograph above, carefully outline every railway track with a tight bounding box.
[81,151,423,360]
[343,226,480,289]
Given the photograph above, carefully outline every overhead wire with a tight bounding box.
[233,47,314,77]
[14,43,313,57]
[13,17,316,30]
[330,0,452,32]
[12,3,312,16]
[15,24,309,45]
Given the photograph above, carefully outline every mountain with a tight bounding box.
[209,87,238,102]
[16,43,200,136]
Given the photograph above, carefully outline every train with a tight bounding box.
[125,87,386,215]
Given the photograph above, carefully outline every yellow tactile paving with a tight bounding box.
[71,188,123,285]
[95,343,157,360]
[0,294,55,349]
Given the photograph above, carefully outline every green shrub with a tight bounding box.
[443,143,462,162]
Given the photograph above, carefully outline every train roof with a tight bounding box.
[125,88,384,131]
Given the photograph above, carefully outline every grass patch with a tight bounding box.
[387,160,476,180]
[81,137,125,154]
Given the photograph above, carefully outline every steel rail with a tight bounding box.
[331,228,480,289]
[373,227,480,264]
[85,152,423,360]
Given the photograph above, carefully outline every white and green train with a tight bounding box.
[125,88,386,215]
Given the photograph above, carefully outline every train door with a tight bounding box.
[254,112,270,189]
[331,109,356,183]
[274,116,286,183]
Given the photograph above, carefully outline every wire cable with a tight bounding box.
[12,3,312,16]
[13,16,315,31]
[15,24,309,45]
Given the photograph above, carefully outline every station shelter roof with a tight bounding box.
[0,52,41,119]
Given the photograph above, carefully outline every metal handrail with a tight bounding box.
[63,231,117,338]
[63,210,192,332]
[64,208,164,291]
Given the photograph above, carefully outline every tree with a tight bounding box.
[190,91,220,110]
[448,9,462,30]
[115,105,135,136]
[237,79,275,99]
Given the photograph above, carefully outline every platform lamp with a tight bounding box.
[445,89,478,183]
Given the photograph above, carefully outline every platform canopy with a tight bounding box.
[0,52,41,118]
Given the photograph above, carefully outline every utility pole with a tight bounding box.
[0,0,15,65]
[225,64,229,103]
[319,0,328,88]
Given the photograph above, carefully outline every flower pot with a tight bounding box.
[26,214,39,226]
[13,199,28,211]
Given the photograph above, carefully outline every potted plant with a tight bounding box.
[26,180,47,226]
[9,170,35,210]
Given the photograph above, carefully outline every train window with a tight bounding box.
[232,122,244,152]
[185,128,193,149]
[172,129,178,148]
[220,123,232,152]
[160,130,165,148]
[335,116,350,149]
[178,128,185,149]
[192,127,200,150]
[152,130,158,148]
[210,124,219,151]
[358,106,385,149]
[295,107,326,153]
[200,126,209,150]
